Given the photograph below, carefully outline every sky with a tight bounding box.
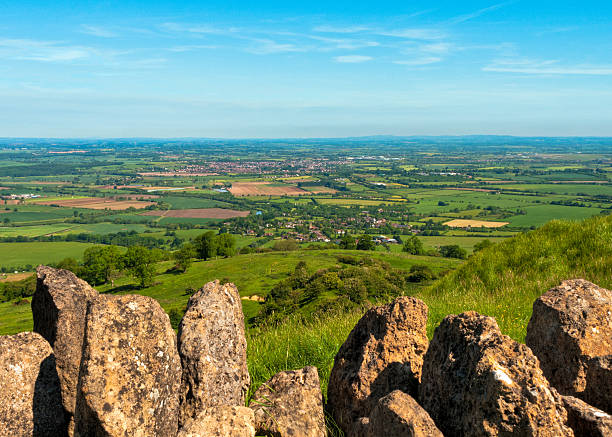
[1,0,611,138]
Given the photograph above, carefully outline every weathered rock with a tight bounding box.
[74,294,181,437]
[178,280,250,425]
[563,395,612,437]
[526,279,612,398]
[367,390,443,437]
[420,311,573,436]
[583,355,612,414]
[250,366,326,437]
[32,265,98,427]
[0,332,67,436]
[177,406,256,437]
[327,297,429,435]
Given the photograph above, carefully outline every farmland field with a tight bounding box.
[0,242,98,268]
[229,181,308,196]
[443,219,510,228]
[141,208,250,218]
[36,197,154,209]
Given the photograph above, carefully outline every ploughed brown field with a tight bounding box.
[37,197,154,210]
[443,219,509,228]
[141,208,250,218]
[229,182,308,196]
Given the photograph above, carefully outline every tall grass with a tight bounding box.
[419,215,612,340]
[246,309,363,402]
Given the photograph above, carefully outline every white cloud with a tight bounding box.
[334,55,373,63]
[246,38,304,55]
[80,25,117,38]
[313,25,371,34]
[0,38,91,62]
[393,57,442,66]
[376,28,445,40]
[483,59,612,75]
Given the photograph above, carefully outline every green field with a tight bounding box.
[506,205,605,227]
[0,249,460,336]
[0,242,97,269]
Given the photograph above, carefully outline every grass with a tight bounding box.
[0,242,98,269]
[506,205,604,227]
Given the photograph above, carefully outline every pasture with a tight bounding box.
[141,208,250,219]
[0,242,97,268]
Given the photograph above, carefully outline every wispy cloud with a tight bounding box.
[246,38,304,55]
[448,2,512,24]
[167,44,219,52]
[393,57,442,66]
[80,25,117,38]
[313,25,371,34]
[535,26,579,37]
[375,28,445,40]
[0,38,91,62]
[335,55,373,63]
[483,59,612,75]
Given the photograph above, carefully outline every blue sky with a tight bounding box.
[1,0,611,137]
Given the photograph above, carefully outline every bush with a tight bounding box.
[439,244,467,259]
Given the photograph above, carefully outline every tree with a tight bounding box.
[173,243,196,272]
[339,233,356,250]
[56,257,80,273]
[81,245,122,285]
[216,233,236,257]
[402,235,424,255]
[473,239,494,253]
[122,245,156,288]
[194,231,218,260]
[439,244,467,259]
[356,234,375,251]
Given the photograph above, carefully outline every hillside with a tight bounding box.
[0,249,459,335]
[248,214,612,399]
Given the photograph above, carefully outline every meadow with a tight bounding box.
[0,242,97,269]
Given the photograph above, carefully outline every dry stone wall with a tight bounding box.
[1,268,611,437]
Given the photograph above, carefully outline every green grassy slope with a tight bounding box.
[247,214,612,400]
[0,250,458,336]
[419,214,612,340]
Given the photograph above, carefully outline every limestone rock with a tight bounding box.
[327,297,429,435]
[74,294,181,437]
[563,395,612,437]
[32,265,98,423]
[526,279,612,397]
[367,390,443,437]
[178,280,250,424]
[250,366,326,437]
[0,332,67,436]
[420,311,573,436]
[177,406,256,437]
[583,355,612,414]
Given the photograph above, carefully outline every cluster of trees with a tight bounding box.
[57,245,168,288]
[257,257,436,325]
[0,274,36,303]
[338,233,378,251]
[192,231,236,260]
[402,235,494,259]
